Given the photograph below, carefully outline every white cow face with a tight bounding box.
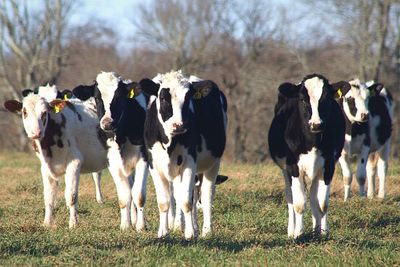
[343,79,370,123]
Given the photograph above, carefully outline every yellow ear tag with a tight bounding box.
[128,89,135,99]
[193,90,202,100]
[335,88,342,99]
[54,105,60,113]
[63,94,69,100]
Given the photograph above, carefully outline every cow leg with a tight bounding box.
[41,166,58,227]
[91,172,103,204]
[108,165,132,230]
[317,179,330,235]
[356,146,369,197]
[201,164,219,237]
[291,175,306,238]
[283,171,295,238]
[178,163,196,239]
[310,177,321,234]
[377,141,390,199]
[366,152,378,199]
[151,168,170,238]
[131,158,149,231]
[338,154,352,201]
[172,180,184,232]
[64,157,82,228]
[168,182,175,230]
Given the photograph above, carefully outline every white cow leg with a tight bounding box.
[151,169,170,238]
[179,164,196,240]
[64,158,81,229]
[131,158,149,231]
[338,155,352,201]
[41,166,58,227]
[283,171,295,238]
[91,172,103,204]
[201,164,219,237]
[310,178,321,234]
[377,141,390,199]
[108,166,132,230]
[356,146,369,197]
[317,180,330,235]
[291,176,306,239]
[172,179,184,232]
[366,153,377,199]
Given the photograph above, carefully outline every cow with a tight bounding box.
[337,79,393,200]
[4,93,108,228]
[138,70,228,239]
[268,74,349,239]
[23,84,104,204]
[72,72,149,231]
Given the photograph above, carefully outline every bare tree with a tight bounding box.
[0,0,73,99]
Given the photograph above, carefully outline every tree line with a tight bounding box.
[0,0,399,162]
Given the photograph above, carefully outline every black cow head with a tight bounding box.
[279,74,350,133]
[73,72,140,132]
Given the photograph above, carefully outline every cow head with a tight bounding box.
[72,72,140,132]
[279,74,350,133]
[4,94,67,140]
[139,70,195,138]
[339,79,370,123]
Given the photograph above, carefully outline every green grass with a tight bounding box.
[0,152,399,266]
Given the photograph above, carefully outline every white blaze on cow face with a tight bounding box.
[156,71,193,138]
[344,79,370,123]
[22,94,49,139]
[96,71,121,131]
[38,84,58,102]
[304,77,324,130]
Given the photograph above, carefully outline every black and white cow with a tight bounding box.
[4,93,108,228]
[337,79,393,200]
[72,72,149,231]
[139,70,227,239]
[23,84,104,204]
[268,74,349,238]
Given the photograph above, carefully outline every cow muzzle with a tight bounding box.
[171,122,187,136]
[309,122,323,133]
[100,117,115,132]
[360,112,369,122]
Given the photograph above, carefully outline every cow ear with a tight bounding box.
[22,89,34,97]
[331,81,350,99]
[278,83,299,98]
[126,82,140,99]
[72,85,95,100]
[190,80,214,100]
[215,175,228,185]
[367,83,384,97]
[139,78,159,96]
[61,89,73,100]
[49,99,68,113]
[4,100,22,114]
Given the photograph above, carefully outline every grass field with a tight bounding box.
[0,152,399,266]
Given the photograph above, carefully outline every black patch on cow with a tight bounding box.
[67,139,71,147]
[57,139,63,148]
[361,158,364,164]
[346,97,357,116]
[268,74,346,185]
[96,125,108,150]
[177,155,183,166]
[77,112,82,121]
[40,115,65,158]
[159,88,173,122]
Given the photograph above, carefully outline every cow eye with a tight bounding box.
[41,112,47,124]
[22,108,27,119]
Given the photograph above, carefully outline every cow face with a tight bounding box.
[341,79,370,123]
[279,74,350,133]
[4,95,66,140]
[140,71,193,138]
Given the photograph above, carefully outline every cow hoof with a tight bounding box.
[201,226,213,237]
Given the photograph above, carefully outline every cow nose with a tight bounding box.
[101,117,114,131]
[172,122,186,134]
[361,113,369,121]
[309,122,323,133]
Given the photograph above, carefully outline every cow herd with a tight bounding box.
[3,71,393,240]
